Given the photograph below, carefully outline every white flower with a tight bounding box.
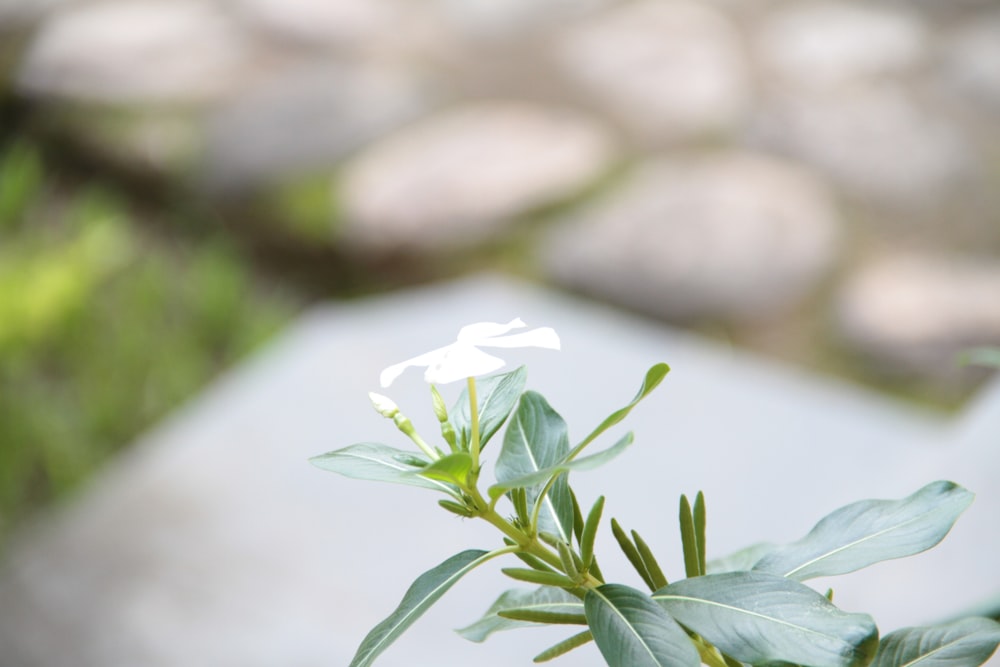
[379,318,560,387]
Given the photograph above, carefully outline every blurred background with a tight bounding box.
[0,0,999,598]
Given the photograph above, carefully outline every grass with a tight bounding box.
[0,139,298,545]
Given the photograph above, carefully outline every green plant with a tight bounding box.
[0,140,296,542]
[312,319,1000,667]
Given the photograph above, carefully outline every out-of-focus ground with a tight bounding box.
[0,0,998,643]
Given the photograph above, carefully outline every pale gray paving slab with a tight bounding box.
[0,275,997,667]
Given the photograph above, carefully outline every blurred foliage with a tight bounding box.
[0,140,297,544]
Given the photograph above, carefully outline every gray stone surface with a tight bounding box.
[1,276,996,666]
[339,101,617,253]
[757,2,928,91]
[541,152,841,321]
[940,12,1000,112]
[16,1,251,104]
[203,62,437,189]
[552,0,750,142]
[754,85,971,206]
[836,253,1000,372]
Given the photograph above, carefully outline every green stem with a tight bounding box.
[467,377,481,475]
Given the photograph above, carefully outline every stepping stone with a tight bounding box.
[541,152,841,322]
[0,276,996,666]
[16,0,251,105]
[552,0,750,142]
[339,102,616,253]
[836,252,1000,373]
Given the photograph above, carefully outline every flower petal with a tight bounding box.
[379,346,450,387]
[456,318,525,344]
[424,344,506,384]
[478,327,561,350]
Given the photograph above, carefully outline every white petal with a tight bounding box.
[456,318,525,343]
[379,346,450,387]
[478,326,561,350]
[424,344,506,384]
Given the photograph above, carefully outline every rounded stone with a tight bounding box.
[836,253,1000,371]
[552,0,750,142]
[540,152,842,322]
[753,85,971,206]
[16,0,250,104]
[338,101,617,253]
[939,12,1000,112]
[757,1,928,91]
[202,62,436,189]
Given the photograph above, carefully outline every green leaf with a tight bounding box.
[612,518,656,592]
[706,542,777,574]
[534,630,595,663]
[680,494,700,579]
[450,366,527,451]
[568,363,669,459]
[457,586,584,642]
[585,584,700,667]
[653,571,879,667]
[309,443,455,495]
[872,618,1000,667]
[502,568,578,589]
[753,481,974,581]
[417,452,473,486]
[349,549,492,667]
[488,432,634,499]
[495,391,574,542]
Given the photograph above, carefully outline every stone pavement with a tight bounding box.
[2,0,1000,383]
[0,276,996,667]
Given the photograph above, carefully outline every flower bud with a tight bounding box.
[368,392,400,418]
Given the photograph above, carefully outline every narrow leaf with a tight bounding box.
[498,608,588,625]
[680,494,700,579]
[694,491,707,576]
[959,347,1000,369]
[571,489,586,544]
[632,530,668,590]
[457,587,583,642]
[502,568,578,588]
[534,630,595,663]
[753,481,974,581]
[871,617,1000,667]
[654,571,879,667]
[349,549,491,667]
[581,496,606,573]
[495,391,573,542]
[612,518,656,591]
[585,584,700,667]
[569,363,669,458]
[309,443,454,494]
[450,366,527,451]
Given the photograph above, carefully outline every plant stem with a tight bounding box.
[467,377,481,475]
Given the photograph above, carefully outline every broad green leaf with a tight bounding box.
[706,542,777,574]
[495,391,573,542]
[872,618,1000,667]
[753,481,974,581]
[349,549,491,667]
[418,452,473,486]
[568,363,669,459]
[309,443,455,495]
[488,432,634,499]
[450,366,527,451]
[653,572,878,667]
[585,584,700,667]
[456,586,584,642]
